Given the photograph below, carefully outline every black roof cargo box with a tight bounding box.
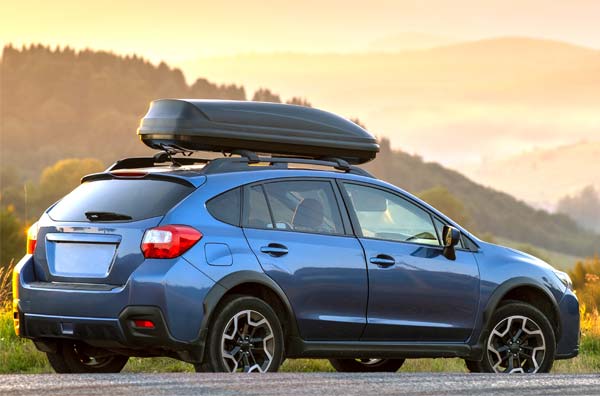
[137,99,379,164]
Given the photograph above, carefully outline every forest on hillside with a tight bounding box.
[1,44,599,266]
[0,45,313,177]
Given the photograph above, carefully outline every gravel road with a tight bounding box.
[1,373,599,396]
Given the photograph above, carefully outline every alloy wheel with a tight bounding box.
[73,344,117,368]
[221,309,275,372]
[357,359,383,365]
[487,315,546,373]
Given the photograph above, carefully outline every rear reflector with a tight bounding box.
[141,225,202,259]
[133,319,155,329]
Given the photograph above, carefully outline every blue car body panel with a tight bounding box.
[15,167,579,363]
[244,227,368,341]
[359,240,479,342]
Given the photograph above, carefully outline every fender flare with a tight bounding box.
[483,277,560,324]
[198,270,300,344]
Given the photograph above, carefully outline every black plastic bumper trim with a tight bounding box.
[20,305,205,363]
[286,337,472,359]
[555,348,579,360]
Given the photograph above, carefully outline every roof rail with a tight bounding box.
[105,151,374,178]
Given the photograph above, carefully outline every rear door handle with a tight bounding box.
[369,254,395,267]
[260,243,289,257]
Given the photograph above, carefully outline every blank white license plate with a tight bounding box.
[51,243,116,278]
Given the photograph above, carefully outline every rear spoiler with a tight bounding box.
[81,171,200,187]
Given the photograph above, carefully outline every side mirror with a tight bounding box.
[442,225,461,260]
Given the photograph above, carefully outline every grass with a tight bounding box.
[1,307,599,374]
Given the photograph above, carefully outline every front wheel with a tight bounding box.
[329,358,405,372]
[480,301,556,373]
[46,342,129,373]
[197,295,285,373]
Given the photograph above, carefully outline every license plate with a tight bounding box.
[50,243,116,278]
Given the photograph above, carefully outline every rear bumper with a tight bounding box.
[15,254,219,362]
[18,305,206,362]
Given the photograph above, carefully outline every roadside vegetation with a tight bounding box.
[1,259,599,374]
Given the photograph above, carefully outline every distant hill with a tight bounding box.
[1,44,598,258]
[367,32,461,52]
[463,141,600,210]
[0,45,246,176]
[366,140,600,258]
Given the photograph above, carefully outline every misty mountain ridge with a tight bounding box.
[366,32,462,52]
[464,141,600,210]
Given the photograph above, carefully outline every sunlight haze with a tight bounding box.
[2,0,599,208]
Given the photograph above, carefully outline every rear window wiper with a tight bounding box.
[85,211,133,222]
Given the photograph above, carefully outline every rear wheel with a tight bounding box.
[329,358,405,372]
[46,342,129,373]
[479,301,555,373]
[464,359,483,373]
[197,295,285,373]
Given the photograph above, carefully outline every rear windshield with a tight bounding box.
[48,178,194,222]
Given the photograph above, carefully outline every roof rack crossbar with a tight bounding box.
[229,149,260,163]
[317,157,351,171]
[106,153,209,172]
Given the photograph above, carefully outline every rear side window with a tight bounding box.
[207,188,241,226]
[245,180,344,235]
[244,185,272,228]
[48,179,194,222]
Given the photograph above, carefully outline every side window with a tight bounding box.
[343,183,439,246]
[206,187,241,226]
[261,180,345,235]
[434,218,464,249]
[244,185,272,229]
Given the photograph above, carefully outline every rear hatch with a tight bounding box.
[33,175,196,286]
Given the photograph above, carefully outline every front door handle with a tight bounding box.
[369,254,395,268]
[260,243,289,257]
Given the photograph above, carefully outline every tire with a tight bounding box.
[329,358,405,372]
[479,301,555,373]
[197,295,285,373]
[46,351,71,373]
[46,342,129,373]
[464,359,483,373]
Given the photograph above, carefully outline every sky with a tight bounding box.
[2,0,600,63]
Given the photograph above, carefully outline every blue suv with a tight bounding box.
[13,100,579,374]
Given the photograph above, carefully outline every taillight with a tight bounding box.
[141,225,202,259]
[26,222,39,254]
